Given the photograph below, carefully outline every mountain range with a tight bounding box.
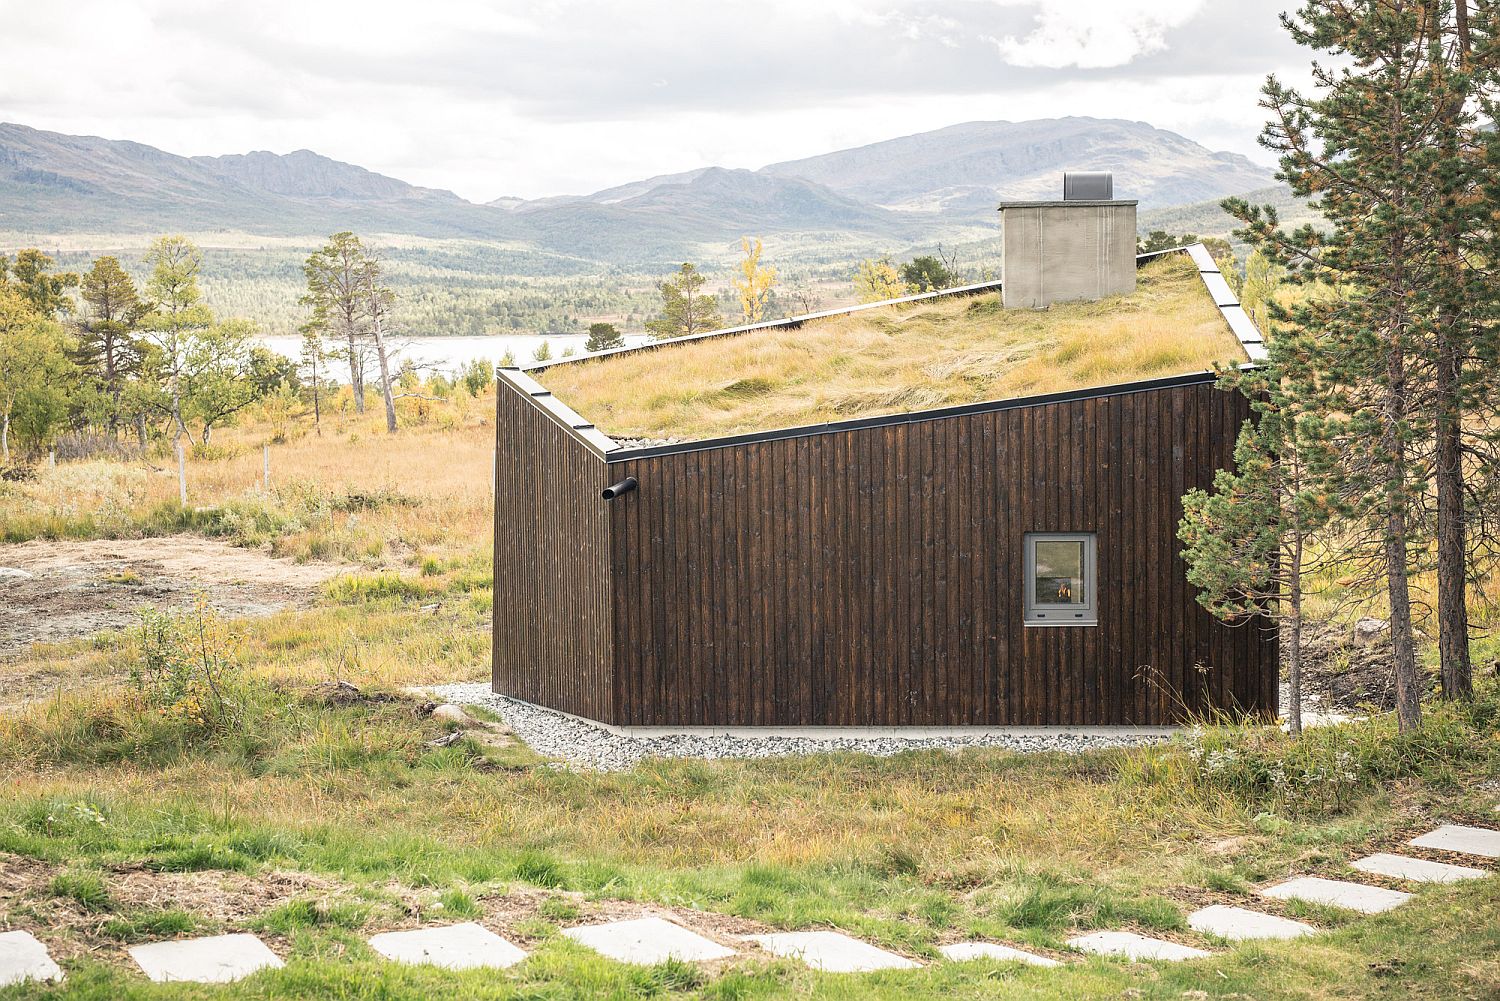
[0,118,1279,265]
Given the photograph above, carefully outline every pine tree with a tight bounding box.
[1224,0,1496,731]
[76,256,147,438]
[584,322,624,352]
[645,263,723,340]
[1181,318,1340,735]
[1426,0,1496,701]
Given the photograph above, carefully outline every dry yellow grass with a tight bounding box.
[540,254,1242,441]
[0,393,497,565]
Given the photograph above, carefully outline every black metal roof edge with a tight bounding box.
[524,277,1005,375]
[601,368,1225,463]
[495,366,619,461]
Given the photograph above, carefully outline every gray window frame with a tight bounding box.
[1023,532,1098,626]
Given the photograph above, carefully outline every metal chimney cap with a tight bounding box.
[1063,172,1113,200]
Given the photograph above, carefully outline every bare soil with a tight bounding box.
[1285,619,1439,714]
[0,535,345,660]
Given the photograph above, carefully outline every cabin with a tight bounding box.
[491,174,1277,730]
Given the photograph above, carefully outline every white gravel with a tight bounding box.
[429,682,1172,772]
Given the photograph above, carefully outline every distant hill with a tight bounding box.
[192,149,465,203]
[0,122,510,238]
[761,117,1276,213]
[1138,184,1321,240]
[1,118,1278,266]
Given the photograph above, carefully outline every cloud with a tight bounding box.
[0,0,1306,200]
[991,0,1209,69]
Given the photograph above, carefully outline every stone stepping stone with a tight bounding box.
[1353,852,1489,884]
[1187,905,1316,941]
[747,931,921,973]
[1410,824,1500,860]
[0,931,63,988]
[562,917,734,965]
[129,933,284,984]
[368,922,527,970]
[1260,876,1411,915]
[938,941,1060,967]
[1067,931,1211,962]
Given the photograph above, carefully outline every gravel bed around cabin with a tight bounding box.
[429,682,1173,772]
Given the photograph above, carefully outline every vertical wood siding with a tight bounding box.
[492,381,615,721]
[603,380,1275,726]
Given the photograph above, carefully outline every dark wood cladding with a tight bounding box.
[602,379,1275,726]
[492,381,613,721]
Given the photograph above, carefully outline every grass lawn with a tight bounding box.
[1,403,1498,1000]
[537,254,1244,442]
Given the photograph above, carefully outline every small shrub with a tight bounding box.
[131,598,252,740]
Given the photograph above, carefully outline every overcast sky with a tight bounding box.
[0,0,1306,202]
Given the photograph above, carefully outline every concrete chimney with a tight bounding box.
[998,173,1137,309]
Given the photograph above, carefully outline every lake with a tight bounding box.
[255,332,650,380]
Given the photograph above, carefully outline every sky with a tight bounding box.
[0,0,1307,203]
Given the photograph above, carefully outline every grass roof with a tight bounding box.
[537,254,1243,443]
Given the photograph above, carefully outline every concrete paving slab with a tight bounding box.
[0,931,63,987]
[562,917,734,965]
[1260,876,1411,914]
[747,931,920,972]
[128,933,284,984]
[368,922,527,970]
[1068,931,1210,962]
[1353,852,1489,884]
[1410,824,1500,860]
[1187,905,1316,941]
[938,941,1060,966]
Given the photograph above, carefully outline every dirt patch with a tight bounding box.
[0,853,340,966]
[1285,619,1415,714]
[0,535,347,662]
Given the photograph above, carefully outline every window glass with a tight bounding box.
[1024,532,1096,625]
[1033,540,1086,606]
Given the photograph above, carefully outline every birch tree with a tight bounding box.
[358,251,399,433]
[140,236,212,446]
[303,233,370,414]
[732,237,777,324]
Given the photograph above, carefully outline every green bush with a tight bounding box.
[131,598,254,740]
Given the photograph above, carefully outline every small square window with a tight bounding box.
[1024,532,1097,626]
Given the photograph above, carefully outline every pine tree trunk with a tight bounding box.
[1382,364,1423,732]
[1433,3,1475,701]
[1287,530,1304,737]
[1435,332,1473,699]
[105,330,120,440]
